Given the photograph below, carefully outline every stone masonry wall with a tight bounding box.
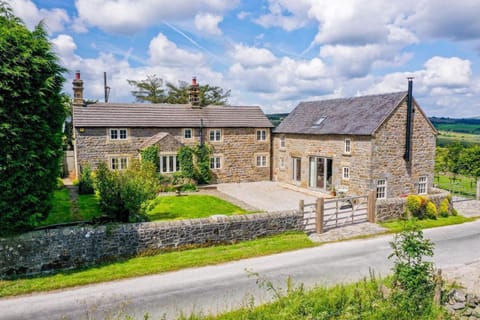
[372,99,436,197]
[0,211,302,277]
[74,127,271,183]
[272,133,373,196]
[376,189,451,222]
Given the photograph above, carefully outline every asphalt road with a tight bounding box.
[2,220,480,320]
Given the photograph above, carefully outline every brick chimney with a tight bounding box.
[72,70,84,107]
[189,76,200,107]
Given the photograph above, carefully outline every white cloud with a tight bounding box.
[254,0,311,31]
[194,13,223,36]
[75,0,239,33]
[231,44,277,67]
[11,0,70,33]
[149,33,204,66]
[423,56,472,88]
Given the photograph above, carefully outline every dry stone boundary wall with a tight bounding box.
[0,211,303,278]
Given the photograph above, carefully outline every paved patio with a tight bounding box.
[216,181,320,212]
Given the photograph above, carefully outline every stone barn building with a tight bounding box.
[272,80,437,199]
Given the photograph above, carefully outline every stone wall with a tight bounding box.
[272,133,373,196]
[74,126,271,183]
[372,99,436,197]
[0,211,302,277]
[376,189,451,222]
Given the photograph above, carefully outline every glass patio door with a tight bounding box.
[309,157,333,191]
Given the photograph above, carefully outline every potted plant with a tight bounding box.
[331,186,336,196]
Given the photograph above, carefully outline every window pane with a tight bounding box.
[162,156,167,173]
[257,131,261,140]
[210,130,215,141]
[185,129,192,139]
[169,156,174,172]
[120,158,127,169]
[110,129,117,139]
[120,129,127,139]
[215,130,221,141]
[216,157,221,168]
[210,157,215,169]
[111,158,118,169]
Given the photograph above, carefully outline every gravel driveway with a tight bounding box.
[217,181,317,212]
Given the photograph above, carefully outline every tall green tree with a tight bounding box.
[127,75,231,106]
[127,75,166,103]
[0,3,66,234]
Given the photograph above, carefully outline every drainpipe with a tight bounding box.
[404,77,414,162]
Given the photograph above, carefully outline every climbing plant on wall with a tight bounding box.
[140,145,159,171]
[177,144,212,184]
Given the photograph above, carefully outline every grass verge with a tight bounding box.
[146,194,246,221]
[0,232,314,298]
[181,276,446,320]
[380,215,475,233]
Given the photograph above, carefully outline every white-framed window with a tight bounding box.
[344,138,351,154]
[184,128,193,139]
[109,128,128,140]
[256,155,267,167]
[342,167,350,180]
[111,157,128,170]
[376,179,387,199]
[210,156,221,169]
[256,129,267,141]
[209,129,222,142]
[160,154,179,173]
[279,157,285,169]
[417,176,427,194]
[280,135,286,148]
[292,157,301,182]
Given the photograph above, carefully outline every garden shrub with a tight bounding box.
[195,144,211,184]
[78,163,95,195]
[424,201,437,219]
[94,160,160,222]
[438,198,450,217]
[406,195,423,218]
[451,208,458,216]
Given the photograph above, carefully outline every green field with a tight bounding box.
[435,123,480,134]
[436,130,480,147]
[434,174,477,198]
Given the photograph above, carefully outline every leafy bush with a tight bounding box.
[424,201,437,219]
[56,178,64,190]
[94,160,160,222]
[406,195,423,218]
[178,146,195,179]
[195,144,211,184]
[389,224,436,318]
[438,198,450,217]
[78,163,95,195]
[451,208,458,216]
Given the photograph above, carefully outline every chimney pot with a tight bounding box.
[192,76,197,86]
[75,70,81,80]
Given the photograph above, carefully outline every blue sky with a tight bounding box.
[11,0,480,117]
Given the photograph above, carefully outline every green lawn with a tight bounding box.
[146,194,246,221]
[434,174,476,197]
[437,130,480,147]
[40,189,71,226]
[380,215,475,233]
[0,232,314,297]
[77,194,102,221]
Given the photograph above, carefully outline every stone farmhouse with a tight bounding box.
[72,72,436,199]
[72,73,273,184]
[272,79,437,199]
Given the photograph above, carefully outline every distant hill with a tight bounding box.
[429,117,480,135]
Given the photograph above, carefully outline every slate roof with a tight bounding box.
[73,103,273,128]
[275,92,411,135]
[138,132,169,149]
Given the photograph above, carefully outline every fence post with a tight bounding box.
[477,180,480,201]
[367,190,376,223]
[299,199,304,214]
[316,198,324,234]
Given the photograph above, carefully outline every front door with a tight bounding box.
[309,157,333,191]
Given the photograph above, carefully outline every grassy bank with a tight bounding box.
[380,215,475,233]
[0,232,315,297]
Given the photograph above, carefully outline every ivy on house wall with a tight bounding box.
[177,144,212,184]
[140,145,159,171]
